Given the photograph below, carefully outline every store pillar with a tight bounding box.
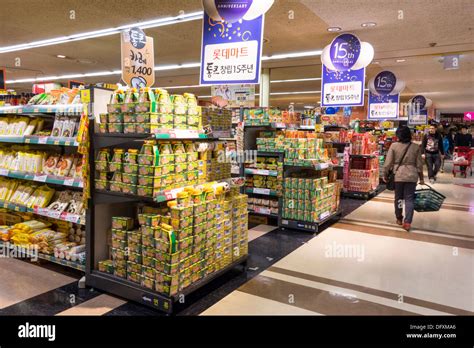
[260,68,271,107]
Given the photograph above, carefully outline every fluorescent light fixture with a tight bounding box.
[0,11,204,54]
[6,48,324,84]
[270,90,320,95]
[262,50,322,61]
[396,59,406,63]
[327,27,342,32]
[304,105,315,108]
[56,54,67,59]
[361,22,376,28]
[271,77,321,83]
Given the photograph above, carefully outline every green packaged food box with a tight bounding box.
[112,217,134,230]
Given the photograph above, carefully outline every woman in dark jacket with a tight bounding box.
[383,126,425,231]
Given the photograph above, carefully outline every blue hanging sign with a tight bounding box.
[321,65,365,107]
[367,92,399,120]
[200,11,264,85]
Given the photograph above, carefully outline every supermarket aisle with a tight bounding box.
[0,223,280,315]
[202,170,474,315]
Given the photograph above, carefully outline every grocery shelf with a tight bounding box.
[0,241,85,271]
[280,209,342,233]
[245,187,279,196]
[248,208,279,218]
[87,256,247,313]
[284,162,331,170]
[0,199,85,225]
[94,189,156,203]
[257,151,285,157]
[0,135,78,146]
[0,169,83,188]
[342,188,380,200]
[0,104,84,115]
[244,168,279,177]
[349,154,377,158]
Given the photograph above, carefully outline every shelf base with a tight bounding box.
[280,210,341,233]
[86,256,247,314]
[342,188,380,200]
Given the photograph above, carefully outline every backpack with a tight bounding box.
[443,137,450,153]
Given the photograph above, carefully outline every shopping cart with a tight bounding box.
[452,146,473,178]
[414,184,446,212]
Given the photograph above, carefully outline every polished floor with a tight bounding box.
[1,162,472,316]
[203,164,474,316]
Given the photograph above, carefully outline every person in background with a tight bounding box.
[383,126,424,232]
[455,125,473,147]
[454,125,473,173]
[422,125,445,184]
[441,134,450,173]
[447,128,457,157]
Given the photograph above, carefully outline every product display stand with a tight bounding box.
[86,126,248,313]
[279,164,342,233]
[245,151,283,220]
[0,102,89,272]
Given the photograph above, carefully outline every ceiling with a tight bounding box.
[0,0,473,113]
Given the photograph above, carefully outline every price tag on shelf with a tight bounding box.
[33,175,48,182]
[164,188,182,200]
[63,178,75,186]
[33,108,39,113]
[53,140,60,145]
[14,206,20,212]
[18,109,23,113]
[0,169,9,176]
[320,211,330,220]
[38,137,48,144]
[253,188,270,195]
[255,169,270,176]
[64,213,80,223]
[48,210,61,219]
[255,207,271,215]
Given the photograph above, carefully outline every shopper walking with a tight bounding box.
[447,128,457,158]
[455,125,473,147]
[422,125,445,184]
[383,126,424,231]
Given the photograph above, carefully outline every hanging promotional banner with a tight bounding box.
[321,65,365,107]
[211,84,255,107]
[121,27,155,88]
[464,111,473,122]
[320,33,373,107]
[408,108,428,125]
[200,12,264,85]
[367,92,399,120]
[411,95,426,110]
[199,0,274,85]
[373,71,396,96]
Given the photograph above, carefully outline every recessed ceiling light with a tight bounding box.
[56,54,67,59]
[373,61,380,64]
[327,27,342,32]
[361,22,377,28]
[396,59,406,63]
[304,105,314,109]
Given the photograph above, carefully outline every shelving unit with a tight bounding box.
[280,209,342,233]
[0,241,85,271]
[0,87,112,273]
[86,121,248,313]
[0,169,83,188]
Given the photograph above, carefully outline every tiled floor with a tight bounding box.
[203,165,474,316]
[1,162,471,316]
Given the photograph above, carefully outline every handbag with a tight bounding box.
[386,143,412,191]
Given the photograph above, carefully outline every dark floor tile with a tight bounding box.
[0,282,101,316]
